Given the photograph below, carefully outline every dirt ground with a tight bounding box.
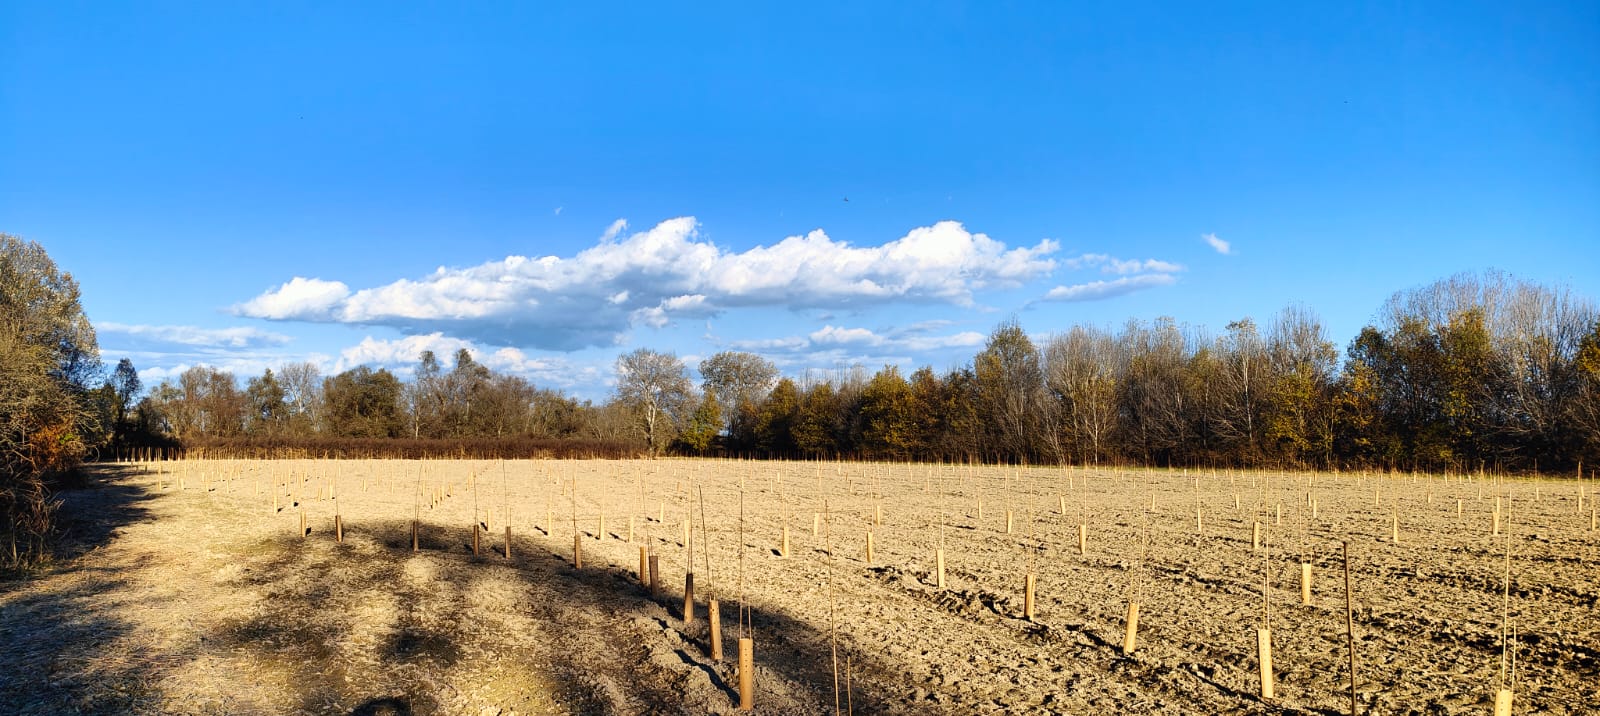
[1,458,1595,715]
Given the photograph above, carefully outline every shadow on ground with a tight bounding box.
[0,465,921,715]
[0,464,160,714]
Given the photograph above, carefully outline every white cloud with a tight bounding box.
[1203,232,1232,255]
[1041,273,1179,302]
[1045,249,1185,302]
[233,277,352,320]
[335,333,477,372]
[723,336,811,352]
[809,325,880,346]
[232,217,1060,351]
[1064,253,1185,275]
[98,322,293,349]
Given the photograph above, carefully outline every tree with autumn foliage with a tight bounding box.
[1,234,106,564]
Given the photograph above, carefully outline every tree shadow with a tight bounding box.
[0,464,160,714]
[205,518,919,714]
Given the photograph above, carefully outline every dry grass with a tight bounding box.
[1,460,1595,714]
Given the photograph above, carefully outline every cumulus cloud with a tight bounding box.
[1041,273,1179,302]
[233,277,351,320]
[232,218,1059,351]
[1203,232,1232,255]
[98,322,293,350]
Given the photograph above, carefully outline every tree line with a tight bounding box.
[614,271,1598,474]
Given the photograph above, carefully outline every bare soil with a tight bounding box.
[1,459,1595,715]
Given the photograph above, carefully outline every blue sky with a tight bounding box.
[3,2,1596,399]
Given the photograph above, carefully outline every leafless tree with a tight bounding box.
[615,348,693,455]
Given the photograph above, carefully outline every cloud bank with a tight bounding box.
[233,218,1059,351]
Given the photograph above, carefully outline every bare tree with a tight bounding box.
[1044,325,1121,464]
[1208,318,1269,459]
[615,348,693,455]
[1116,317,1199,465]
[278,361,323,438]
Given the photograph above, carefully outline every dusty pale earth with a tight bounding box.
[1,458,1595,715]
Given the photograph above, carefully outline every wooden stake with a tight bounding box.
[1253,521,1261,550]
[813,512,820,538]
[1005,509,1014,534]
[473,523,481,555]
[1258,627,1275,699]
[935,547,946,589]
[1493,690,1513,716]
[865,530,874,564]
[299,508,307,538]
[335,514,343,543]
[639,545,649,584]
[709,598,723,660]
[780,525,790,558]
[737,636,754,710]
[684,572,696,624]
[412,520,419,552]
[1024,573,1036,621]
[1122,601,1139,655]
[1078,523,1087,555]
[504,524,512,559]
[1300,562,1312,606]
[573,533,583,569]
[649,554,661,598]
[1344,541,1357,716]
